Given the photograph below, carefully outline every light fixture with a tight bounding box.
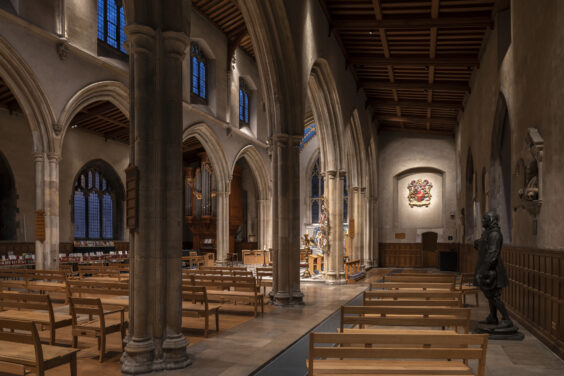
[71,124,78,129]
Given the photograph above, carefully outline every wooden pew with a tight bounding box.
[308,331,488,376]
[0,269,68,298]
[340,305,472,333]
[0,292,72,345]
[385,274,458,284]
[0,318,79,376]
[187,275,264,317]
[181,286,221,337]
[66,280,129,311]
[344,259,365,283]
[363,290,463,306]
[369,281,455,291]
[256,267,272,295]
[77,264,129,281]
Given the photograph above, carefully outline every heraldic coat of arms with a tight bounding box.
[407,179,433,207]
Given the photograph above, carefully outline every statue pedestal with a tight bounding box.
[473,324,525,340]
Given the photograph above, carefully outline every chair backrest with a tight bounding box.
[458,273,476,287]
[28,269,67,282]
[363,290,463,305]
[182,285,209,310]
[66,279,129,298]
[0,318,43,366]
[370,281,455,291]
[385,274,457,283]
[0,292,54,323]
[68,297,105,327]
[189,251,198,257]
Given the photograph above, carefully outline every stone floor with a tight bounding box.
[2,269,563,375]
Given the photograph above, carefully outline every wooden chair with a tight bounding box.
[0,318,79,376]
[181,286,221,337]
[68,297,126,362]
[458,273,480,306]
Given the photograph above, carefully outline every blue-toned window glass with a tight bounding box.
[191,44,207,102]
[311,157,324,224]
[239,79,250,125]
[97,0,127,54]
[73,167,115,240]
[102,194,113,239]
[73,191,86,238]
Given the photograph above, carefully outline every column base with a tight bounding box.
[324,272,347,285]
[121,337,155,375]
[272,291,304,305]
[162,334,191,370]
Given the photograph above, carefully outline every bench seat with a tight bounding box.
[207,289,264,316]
[0,310,72,328]
[182,301,222,312]
[311,359,474,375]
[0,340,79,369]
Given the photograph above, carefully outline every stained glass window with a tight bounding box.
[239,78,250,125]
[311,157,324,223]
[97,0,127,54]
[191,44,207,102]
[73,167,115,239]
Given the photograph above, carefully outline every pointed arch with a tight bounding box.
[344,109,367,189]
[0,36,55,153]
[231,145,269,201]
[182,122,230,193]
[57,81,129,153]
[307,59,345,172]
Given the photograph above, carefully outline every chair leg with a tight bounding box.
[475,292,480,307]
[72,335,78,348]
[99,333,106,362]
[205,314,209,337]
[215,310,219,333]
[70,353,77,376]
[50,326,56,345]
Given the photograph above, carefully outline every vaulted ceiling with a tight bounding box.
[320,0,496,135]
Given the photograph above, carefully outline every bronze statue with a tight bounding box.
[473,212,523,340]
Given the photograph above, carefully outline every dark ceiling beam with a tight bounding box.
[348,55,479,67]
[376,115,458,126]
[368,99,462,110]
[331,16,493,30]
[361,80,470,91]
[378,126,454,136]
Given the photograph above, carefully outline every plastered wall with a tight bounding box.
[379,132,457,243]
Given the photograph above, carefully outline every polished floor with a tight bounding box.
[3,269,563,375]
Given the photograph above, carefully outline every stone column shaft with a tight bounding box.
[46,153,60,270]
[122,22,190,374]
[324,170,345,284]
[216,191,230,262]
[33,152,45,269]
[351,187,360,261]
[270,134,302,304]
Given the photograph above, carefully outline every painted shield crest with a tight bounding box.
[407,179,433,207]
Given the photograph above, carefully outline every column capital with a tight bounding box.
[124,24,156,55]
[338,170,347,179]
[351,187,360,193]
[360,187,367,194]
[163,31,190,60]
[32,152,45,162]
[46,152,61,162]
[326,170,337,179]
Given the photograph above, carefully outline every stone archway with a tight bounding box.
[57,81,129,154]
[232,145,270,249]
[0,151,17,240]
[183,123,231,261]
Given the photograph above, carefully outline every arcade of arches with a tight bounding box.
[0,0,563,374]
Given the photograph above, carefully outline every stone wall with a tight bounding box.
[378,132,457,243]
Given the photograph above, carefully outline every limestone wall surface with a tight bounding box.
[457,0,564,249]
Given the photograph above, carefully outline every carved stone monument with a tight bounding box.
[473,211,524,340]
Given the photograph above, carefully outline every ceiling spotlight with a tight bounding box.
[369,30,374,36]
[71,124,78,129]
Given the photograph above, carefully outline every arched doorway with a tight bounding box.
[489,93,512,242]
[0,151,16,240]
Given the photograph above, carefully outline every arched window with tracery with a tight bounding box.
[311,157,324,224]
[73,167,116,240]
[97,0,127,55]
[239,78,250,125]
[191,43,207,104]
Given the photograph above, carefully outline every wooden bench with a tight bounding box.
[256,267,272,295]
[363,290,463,306]
[77,265,129,282]
[369,281,455,291]
[68,297,126,362]
[308,331,488,376]
[181,286,221,337]
[187,275,264,317]
[0,292,72,345]
[0,269,68,298]
[340,305,472,333]
[66,280,129,311]
[0,318,79,376]
[458,273,480,307]
[344,259,365,283]
[385,274,458,284]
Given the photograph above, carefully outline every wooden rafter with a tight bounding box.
[361,80,469,91]
[332,16,493,29]
[347,55,479,66]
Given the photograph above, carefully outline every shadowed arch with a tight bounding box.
[231,145,269,201]
[57,81,129,153]
[0,36,54,153]
[344,109,367,189]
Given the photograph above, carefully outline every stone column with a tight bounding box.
[351,187,361,261]
[121,6,191,372]
[216,191,230,263]
[270,133,302,305]
[45,153,60,270]
[367,194,379,267]
[33,152,45,269]
[324,170,345,284]
[359,187,368,268]
[258,198,270,250]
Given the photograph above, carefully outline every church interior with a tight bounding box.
[0,0,562,375]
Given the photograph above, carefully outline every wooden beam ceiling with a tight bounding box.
[322,0,496,134]
[0,77,21,114]
[70,101,129,144]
